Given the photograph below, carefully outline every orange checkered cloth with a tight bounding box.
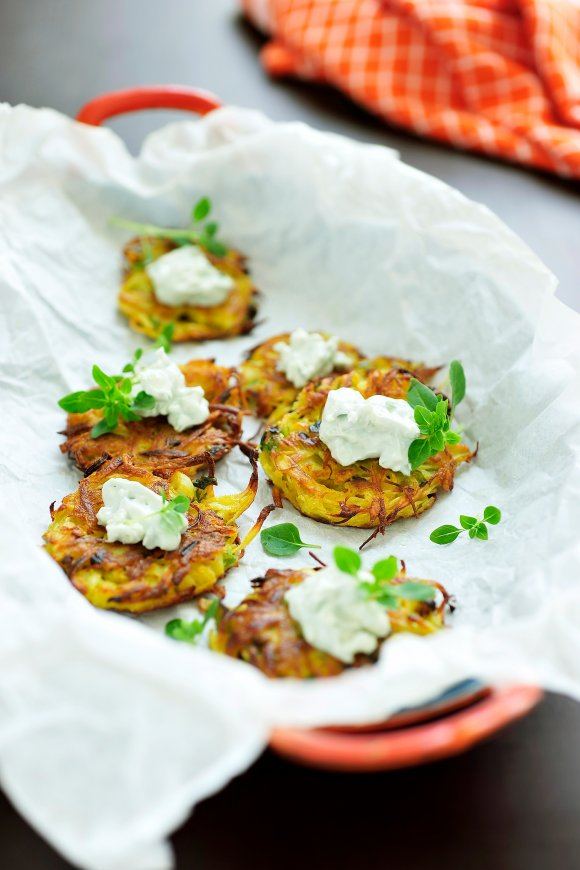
[241,0,580,178]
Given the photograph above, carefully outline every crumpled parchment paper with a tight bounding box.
[1,103,579,870]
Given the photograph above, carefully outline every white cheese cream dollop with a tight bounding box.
[285,566,391,663]
[274,329,353,388]
[96,478,187,551]
[131,348,209,432]
[319,387,419,475]
[146,245,234,308]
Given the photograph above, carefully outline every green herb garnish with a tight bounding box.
[110,196,227,257]
[158,493,191,534]
[59,364,156,438]
[165,598,219,645]
[333,546,436,608]
[430,505,501,545]
[261,523,320,557]
[59,331,177,438]
[153,322,175,354]
[406,362,466,470]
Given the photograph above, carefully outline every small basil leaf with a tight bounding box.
[203,237,227,257]
[333,545,362,576]
[58,389,106,413]
[474,522,489,540]
[92,365,114,390]
[408,438,433,470]
[371,556,398,582]
[449,360,466,409]
[393,582,437,602]
[407,379,439,412]
[192,197,211,222]
[483,505,501,525]
[132,391,156,410]
[430,524,462,545]
[261,522,318,557]
[414,405,433,431]
[91,417,115,439]
[459,515,478,530]
[170,495,191,514]
[445,429,462,445]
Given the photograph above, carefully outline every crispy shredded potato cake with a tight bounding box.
[211,567,449,678]
[119,237,258,343]
[236,332,440,422]
[260,368,474,540]
[44,451,265,613]
[60,359,241,478]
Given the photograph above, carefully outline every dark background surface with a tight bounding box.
[1,1,579,868]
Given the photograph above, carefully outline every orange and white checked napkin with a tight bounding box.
[242,0,580,178]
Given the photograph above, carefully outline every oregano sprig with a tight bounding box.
[333,546,437,607]
[110,196,227,257]
[59,332,177,439]
[59,363,156,438]
[430,505,501,545]
[158,493,191,535]
[406,361,466,470]
[165,598,220,645]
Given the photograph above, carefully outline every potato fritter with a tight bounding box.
[211,567,449,678]
[119,237,258,342]
[259,368,473,539]
[60,359,241,478]
[236,332,441,423]
[44,452,261,613]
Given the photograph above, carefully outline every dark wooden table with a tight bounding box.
[1,2,579,868]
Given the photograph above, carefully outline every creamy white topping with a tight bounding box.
[96,478,187,551]
[131,348,210,432]
[285,566,390,663]
[318,387,419,475]
[274,329,352,388]
[146,245,234,308]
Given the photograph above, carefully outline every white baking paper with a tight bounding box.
[0,103,579,870]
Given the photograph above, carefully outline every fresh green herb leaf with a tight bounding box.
[91,417,115,439]
[414,405,434,432]
[111,196,228,260]
[483,505,501,525]
[407,379,439,412]
[392,582,436,602]
[192,197,211,222]
[334,546,362,576]
[92,365,114,390]
[170,494,191,514]
[408,437,433,470]
[132,390,156,410]
[58,389,107,413]
[430,524,462,545]
[154,323,175,354]
[459,515,478,530]
[202,236,227,257]
[165,598,219,645]
[261,522,320,557]
[371,556,399,582]
[430,506,501,544]
[449,360,466,410]
[473,522,488,540]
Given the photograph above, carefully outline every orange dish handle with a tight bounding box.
[76,85,222,126]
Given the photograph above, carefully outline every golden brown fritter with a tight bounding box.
[60,359,241,478]
[44,452,262,613]
[119,237,258,343]
[236,332,440,423]
[211,567,449,678]
[260,368,473,540]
